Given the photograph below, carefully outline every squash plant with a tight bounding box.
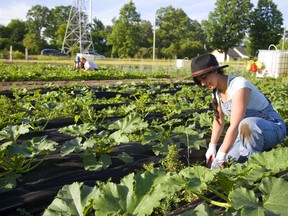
[44,146,288,215]
[0,124,58,191]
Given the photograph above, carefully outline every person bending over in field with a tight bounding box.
[73,55,84,70]
[191,54,286,169]
[80,57,98,71]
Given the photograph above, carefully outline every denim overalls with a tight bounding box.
[217,82,286,162]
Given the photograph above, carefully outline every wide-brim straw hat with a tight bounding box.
[191,54,228,78]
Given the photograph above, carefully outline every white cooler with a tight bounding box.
[257,49,288,78]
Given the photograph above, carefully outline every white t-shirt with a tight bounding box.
[84,60,98,70]
[216,76,269,115]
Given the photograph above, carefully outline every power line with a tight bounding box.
[61,0,94,54]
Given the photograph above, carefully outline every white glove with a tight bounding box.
[205,143,217,166]
[211,150,226,169]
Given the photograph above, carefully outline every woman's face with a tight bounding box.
[196,71,218,90]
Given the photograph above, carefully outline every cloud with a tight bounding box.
[0,2,30,25]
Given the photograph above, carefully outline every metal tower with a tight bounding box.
[61,0,94,54]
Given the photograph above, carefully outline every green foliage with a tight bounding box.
[44,147,288,215]
[156,6,205,59]
[160,144,185,173]
[107,1,141,58]
[203,0,253,57]
[246,0,283,55]
[0,72,287,214]
[0,124,58,191]
[108,112,149,144]
[44,6,71,47]
[43,182,98,216]
[92,168,177,216]
[0,63,171,82]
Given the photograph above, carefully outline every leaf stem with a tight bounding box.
[194,192,231,209]
[207,185,230,202]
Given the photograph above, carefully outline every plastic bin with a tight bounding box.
[257,49,288,78]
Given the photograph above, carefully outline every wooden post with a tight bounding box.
[25,48,29,61]
[10,46,12,62]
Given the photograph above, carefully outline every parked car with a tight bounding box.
[40,49,69,57]
[82,50,106,58]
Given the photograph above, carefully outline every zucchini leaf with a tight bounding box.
[43,182,98,216]
[229,177,288,215]
[93,168,179,216]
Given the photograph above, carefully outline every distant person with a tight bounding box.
[73,55,83,70]
[80,57,98,71]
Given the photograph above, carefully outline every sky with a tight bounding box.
[0,0,287,28]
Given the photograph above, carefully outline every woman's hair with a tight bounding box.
[193,69,225,124]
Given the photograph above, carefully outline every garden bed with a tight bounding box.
[0,77,287,215]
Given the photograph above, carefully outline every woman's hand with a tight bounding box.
[211,150,226,169]
[205,143,217,166]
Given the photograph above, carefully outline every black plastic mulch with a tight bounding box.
[0,83,207,215]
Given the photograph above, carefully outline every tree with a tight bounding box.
[26,5,50,36]
[91,18,110,56]
[132,20,153,59]
[106,1,141,58]
[25,5,50,53]
[203,0,253,61]
[44,6,71,47]
[0,24,11,51]
[246,0,283,55]
[139,20,153,54]
[155,6,205,59]
[23,33,48,54]
[7,19,27,52]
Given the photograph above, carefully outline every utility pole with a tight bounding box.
[282,24,286,50]
[152,13,156,60]
[61,0,94,54]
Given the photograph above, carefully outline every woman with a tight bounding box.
[80,57,99,71]
[191,54,286,169]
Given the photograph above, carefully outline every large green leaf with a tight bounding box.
[108,112,148,133]
[60,138,83,156]
[177,166,217,193]
[93,168,180,216]
[260,177,288,215]
[229,177,288,215]
[109,112,148,144]
[24,136,58,154]
[218,147,288,194]
[0,124,30,141]
[58,123,96,137]
[43,182,98,216]
[141,126,165,144]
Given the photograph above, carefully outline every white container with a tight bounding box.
[257,50,288,78]
[176,59,190,69]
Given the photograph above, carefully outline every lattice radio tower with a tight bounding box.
[61,0,94,54]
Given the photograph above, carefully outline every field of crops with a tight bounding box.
[0,62,288,215]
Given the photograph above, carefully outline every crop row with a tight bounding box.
[0,74,288,215]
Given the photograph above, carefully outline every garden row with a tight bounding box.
[0,71,288,215]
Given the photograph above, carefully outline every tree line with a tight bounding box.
[0,0,285,59]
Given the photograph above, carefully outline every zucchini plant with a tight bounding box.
[44,146,288,215]
[0,124,58,191]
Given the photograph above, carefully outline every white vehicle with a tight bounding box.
[82,51,106,58]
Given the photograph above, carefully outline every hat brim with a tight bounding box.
[192,65,229,78]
